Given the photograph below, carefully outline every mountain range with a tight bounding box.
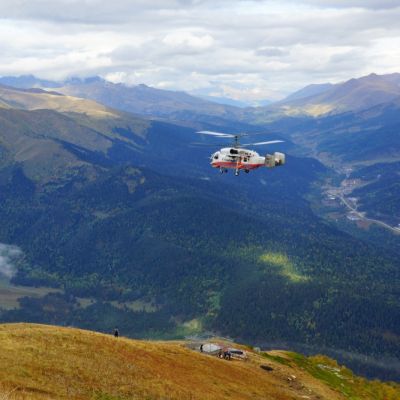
[0,72,399,381]
[0,75,247,127]
[5,71,400,123]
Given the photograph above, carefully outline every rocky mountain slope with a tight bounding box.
[0,324,398,400]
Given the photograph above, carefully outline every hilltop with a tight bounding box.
[0,324,398,400]
[0,84,118,118]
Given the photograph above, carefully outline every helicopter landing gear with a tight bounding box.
[244,170,249,173]
[235,170,239,176]
[219,168,228,174]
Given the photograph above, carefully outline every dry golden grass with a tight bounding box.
[0,87,118,119]
[280,103,335,117]
[0,324,397,400]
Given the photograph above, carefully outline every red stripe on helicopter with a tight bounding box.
[212,161,264,170]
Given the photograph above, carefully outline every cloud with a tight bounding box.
[162,32,215,52]
[256,48,287,57]
[0,0,399,100]
[0,243,23,279]
[300,1,400,10]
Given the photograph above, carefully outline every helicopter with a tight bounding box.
[196,131,286,176]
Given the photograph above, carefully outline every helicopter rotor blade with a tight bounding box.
[197,130,280,138]
[197,130,244,138]
[242,140,284,146]
[189,142,222,148]
[247,131,280,136]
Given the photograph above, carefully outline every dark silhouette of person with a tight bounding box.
[113,328,119,338]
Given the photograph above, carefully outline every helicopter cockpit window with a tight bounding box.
[230,149,239,155]
[214,154,219,159]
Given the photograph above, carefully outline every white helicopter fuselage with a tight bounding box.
[211,147,265,171]
[196,130,285,175]
[210,147,285,175]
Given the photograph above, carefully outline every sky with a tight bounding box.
[1,0,400,102]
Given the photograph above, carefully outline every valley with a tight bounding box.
[0,73,398,383]
[260,74,400,234]
[320,170,400,234]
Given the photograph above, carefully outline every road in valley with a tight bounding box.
[338,192,400,235]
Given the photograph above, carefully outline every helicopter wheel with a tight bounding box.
[244,170,249,174]
[235,170,239,176]
[220,168,224,174]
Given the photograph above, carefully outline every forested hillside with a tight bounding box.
[0,155,399,378]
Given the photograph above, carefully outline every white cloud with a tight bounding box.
[0,243,23,279]
[162,32,214,50]
[0,0,399,100]
[300,1,400,10]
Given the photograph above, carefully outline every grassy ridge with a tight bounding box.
[1,324,398,400]
[263,352,399,400]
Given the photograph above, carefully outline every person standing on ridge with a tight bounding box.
[113,328,119,338]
